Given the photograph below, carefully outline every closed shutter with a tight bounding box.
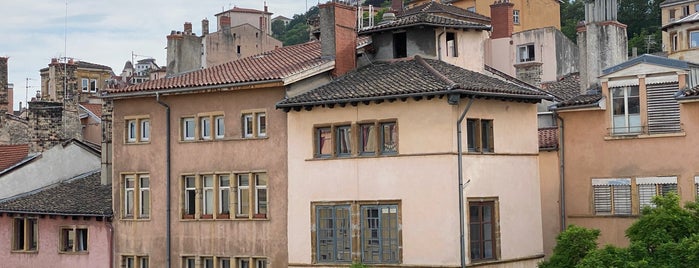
[638,184,656,208]
[613,185,632,215]
[593,186,612,214]
[646,82,681,134]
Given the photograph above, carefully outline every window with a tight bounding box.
[672,33,678,51]
[513,10,520,24]
[219,175,230,215]
[316,121,398,158]
[201,117,212,140]
[237,174,250,218]
[125,116,150,144]
[695,176,699,198]
[314,202,400,264]
[466,6,475,12]
[183,257,196,268]
[82,78,89,92]
[393,32,407,58]
[610,86,641,134]
[237,45,241,54]
[90,79,98,92]
[446,32,458,57]
[637,177,677,209]
[123,174,150,219]
[242,111,266,138]
[215,116,225,139]
[182,117,195,140]
[182,173,265,220]
[123,256,149,268]
[670,9,676,20]
[184,175,196,218]
[202,257,214,268]
[469,201,497,261]
[60,226,88,252]
[695,4,699,12]
[255,173,268,216]
[690,31,699,48]
[517,44,535,62]
[466,119,493,153]
[683,5,690,16]
[220,258,231,268]
[256,258,268,268]
[233,257,268,268]
[592,178,632,215]
[13,217,38,251]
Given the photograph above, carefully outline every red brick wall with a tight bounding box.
[490,1,514,39]
[333,3,357,77]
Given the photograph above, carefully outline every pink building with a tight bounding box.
[0,171,112,268]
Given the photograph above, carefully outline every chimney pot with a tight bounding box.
[202,18,210,35]
[184,22,193,34]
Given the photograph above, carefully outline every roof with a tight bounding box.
[277,56,549,110]
[272,15,291,21]
[676,85,699,100]
[106,41,330,95]
[663,12,699,29]
[123,61,133,70]
[400,1,491,24]
[540,72,581,101]
[538,127,558,150]
[0,171,112,216]
[79,103,102,118]
[550,91,603,110]
[660,0,695,7]
[360,12,490,34]
[603,54,695,75]
[76,61,113,71]
[215,6,272,16]
[0,144,29,172]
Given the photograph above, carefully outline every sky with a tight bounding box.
[1,0,311,110]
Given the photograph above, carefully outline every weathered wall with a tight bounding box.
[448,0,561,31]
[554,29,579,78]
[0,146,100,200]
[0,57,8,118]
[0,117,29,145]
[371,28,436,60]
[286,98,543,266]
[166,33,203,76]
[28,101,63,152]
[578,22,628,92]
[111,86,288,267]
[0,217,110,268]
[205,24,282,67]
[664,20,699,63]
[538,149,561,258]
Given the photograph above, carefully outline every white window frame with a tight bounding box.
[90,79,98,92]
[513,10,520,25]
[255,173,268,215]
[82,78,89,92]
[215,115,225,139]
[125,176,135,217]
[183,117,195,141]
[203,175,214,215]
[257,112,267,137]
[139,176,150,218]
[237,174,250,217]
[219,175,230,215]
[140,119,150,142]
[243,114,254,138]
[184,176,196,217]
[517,44,535,63]
[201,117,212,140]
[127,120,137,143]
[610,86,641,134]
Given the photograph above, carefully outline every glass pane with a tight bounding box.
[243,114,253,137]
[238,174,249,186]
[381,123,397,153]
[256,173,268,186]
[220,188,230,214]
[257,188,267,214]
[692,32,699,47]
[470,223,481,241]
[77,229,88,251]
[317,127,332,156]
[359,124,376,154]
[185,176,195,188]
[204,189,213,214]
[220,259,230,268]
[140,177,149,188]
[126,190,134,215]
[220,175,230,187]
[215,116,225,137]
[29,219,37,250]
[484,241,493,259]
[201,117,211,138]
[141,190,150,216]
[469,205,480,221]
[204,176,213,187]
[336,126,351,156]
[257,113,266,136]
[64,229,75,251]
[466,119,477,151]
[470,241,481,259]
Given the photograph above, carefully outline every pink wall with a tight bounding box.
[0,215,111,268]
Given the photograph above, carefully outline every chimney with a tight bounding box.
[28,101,64,153]
[490,0,514,39]
[7,83,13,113]
[391,0,403,13]
[202,18,210,35]
[0,57,8,119]
[264,3,268,13]
[220,15,231,30]
[184,22,193,34]
[319,2,357,77]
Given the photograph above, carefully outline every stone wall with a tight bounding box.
[28,101,63,152]
[516,62,544,86]
[0,57,8,122]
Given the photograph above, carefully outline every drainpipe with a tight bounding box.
[555,112,566,231]
[106,217,113,268]
[452,95,475,268]
[156,92,172,268]
[437,27,446,61]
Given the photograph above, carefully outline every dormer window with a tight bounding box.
[610,86,641,134]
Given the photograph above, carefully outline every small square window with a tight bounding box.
[13,217,38,251]
[517,44,535,62]
[315,127,332,158]
[467,119,494,153]
[513,10,520,25]
[215,116,225,139]
[60,227,88,252]
[90,79,98,92]
[182,117,195,141]
[201,117,212,140]
[242,112,266,138]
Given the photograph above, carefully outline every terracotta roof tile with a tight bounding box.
[677,85,699,100]
[360,13,490,34]
[538,127,558,149]
[552,93,603,109]
[277,56,548,109]
[0,171,111,216]
[107,41,329,95]
[400,1,491,24]
[79,103,102,118]
[0,144,29,171]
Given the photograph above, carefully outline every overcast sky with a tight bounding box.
[1,0,311,110]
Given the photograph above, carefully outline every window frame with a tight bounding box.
[215,115,225,139]
[242,110,267,139]
[446,32,458,57]
[122,173,151,220]
[315,120,398,159]
[182,117,196,141]
[513,10,520,25]
[81,78,89,92]
[181,172,266,220]
[636,176,677,209]
[123,255,149,268]
[592,178,632,215]
[466,118,494,153]
[468,199,499,262]
[517,43,535,62]
[610,86,641,135]
[125,116,150,144]
[59,226,88,253]
[201,117,212,140]
[90,79,98,92]
[671,33,679,52]
[690,30,699,48]
[12,217,38,252]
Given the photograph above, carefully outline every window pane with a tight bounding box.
[467,119,477,152]
[336,126,351,156]
[220,258,231,268]
[381,122,397,154]
[184,176,196,216]
[77,228,88,251]
[220,175,230,214]
[691,31,699,48]
[257,113,266,137]
[125,178,135,216]
[204,175,214,215]
[238,174,250,216]
[215,116,225,138]
[593,185,612,214]
[141,120,150,141]
[140,257,149,268]
[481,120,493,152]
[243,114,253,137]
[128,120,137,142]
[183,118,195,140]
[28,218,37,250]
[140,177,150,217]
[317,206,352,263]
[63,228,75,251]
[361,205,399,263]
[82,79,89,92]
[256,173,268,215]
[201,117,211,139]
[359,124,376,154]
[316,127,332,157]
[469,202,495,261]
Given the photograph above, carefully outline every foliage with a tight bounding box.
[538,225,600,268]
[541,194,699,268]
[274,6,320,46]
[350,262,370,268]
[559,0,585,43]
[271,20,286,37]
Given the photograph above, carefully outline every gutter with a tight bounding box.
[359,22,491,34]
[156,93,172,268]
[104,79,284,99]
[0,210,111,217]
[555,112,566,232]
[451,95,475,268]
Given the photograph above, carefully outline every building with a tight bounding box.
[104,39,335,267]
[660,0,699,57]
[40,58,114,104]
[277,2,548,267]
[406,0,561,31]
[0,170,112,268]
[271,15,291,26]
[662,12,699,62]
[215,5,273,34]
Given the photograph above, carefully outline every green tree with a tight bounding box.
[538,225,600,268]
[618,0,662,54]
[559,0,585,43]
[271,19,286,38]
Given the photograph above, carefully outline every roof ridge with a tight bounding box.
[415,56,458,89]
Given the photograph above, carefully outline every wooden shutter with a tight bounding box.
[646,82,680,134]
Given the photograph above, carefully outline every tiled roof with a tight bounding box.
[106,41,329,95]
[76,61,113,71]
[540,73,581,101]
[551,92,603,110]
[277,56,548,110]
[216,7,272,16]
[79,103,102,118]
[0,171,111,216]
[677,85,699,100]
[360,12,490,34]
[660,0,693,7]
[663,12,699,29]
[538,127,558,150]
[400,1,491,24]
[0,144,29,172]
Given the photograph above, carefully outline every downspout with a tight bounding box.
[554,111,566,231]
[454,95,475,268]
[156,92,172,268]
[437,27,446,61]
[106,217,113,268]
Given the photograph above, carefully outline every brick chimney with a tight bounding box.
[202,18,210,35]
[28,101,64,153]
[319,2,357,77]
[219,15,231,30]
[0,57,8,120]
[184,22,193,34]
[490,0,514,39]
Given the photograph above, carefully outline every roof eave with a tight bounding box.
[359,22,490,34]
[0,210,112,217]
[103,79,285,100]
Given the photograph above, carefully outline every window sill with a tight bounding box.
[513,61,542,67]
[178,136,269,143]
[120,217,151,222]
[605,131,686,141]
[11,250,38,254]
[124,141,151,145]
[179,217,269,221]
[568,214,639,219]
[309,153,400,161]
[58,251,89,255]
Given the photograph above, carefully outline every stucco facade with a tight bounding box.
[111,86,289,267]
[0,216,111,268]
[285,98,544,267]
[204,24,282,68]
[661,0,699,56]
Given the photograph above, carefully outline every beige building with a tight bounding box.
[547,54,699,247]
[663,12,699,62]
[105,39,334,268]
[40,58,113,104]
[660,0,699,57]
